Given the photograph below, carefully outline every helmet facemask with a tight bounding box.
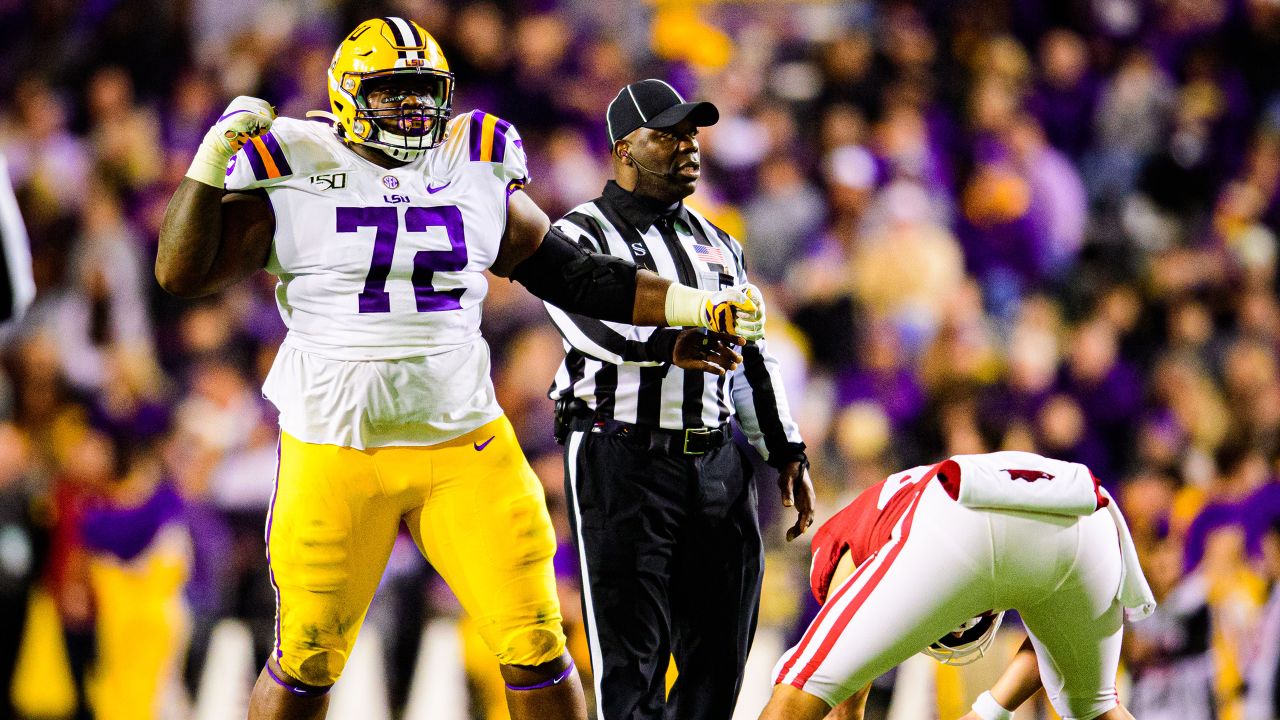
[344,70,453,161]
[922,611,1005,666]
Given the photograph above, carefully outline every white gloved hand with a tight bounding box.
[733,283,766,342]
[699,286,756,336]
[186,96,276,188]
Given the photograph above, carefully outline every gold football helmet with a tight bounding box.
[327,17,453,160]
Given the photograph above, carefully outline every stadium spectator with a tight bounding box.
[81,434,191,720]
[0,423,46,720]
[1246,518,1280,720]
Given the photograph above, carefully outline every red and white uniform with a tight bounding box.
[774,452,1135,720]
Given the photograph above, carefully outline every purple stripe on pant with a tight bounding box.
[265,437,283,658]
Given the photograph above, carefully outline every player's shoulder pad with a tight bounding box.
[439,110,528,188]
[226,117,344,188]
[451,110,522,164]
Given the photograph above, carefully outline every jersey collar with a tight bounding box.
[601,180,691,233]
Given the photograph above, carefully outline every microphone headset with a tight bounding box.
[621,148,673,179]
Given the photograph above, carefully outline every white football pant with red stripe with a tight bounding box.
[773,478,1124,720]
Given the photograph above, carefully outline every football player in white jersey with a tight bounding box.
[156,17,758,720]
[761,451,1149,720]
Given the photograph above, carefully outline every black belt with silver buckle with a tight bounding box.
[583,418,731,456]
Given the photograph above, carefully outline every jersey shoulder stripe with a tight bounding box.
[466,110,516,164]
[227,117,340,189]
[243,131,293,180]
[435,109,524,188]
[434,111,527,188]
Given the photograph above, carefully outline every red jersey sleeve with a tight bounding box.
[808,463,942,604]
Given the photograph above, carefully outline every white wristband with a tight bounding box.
[664,283,713,327]
[185,126,236,189]
[971,691,1013,720]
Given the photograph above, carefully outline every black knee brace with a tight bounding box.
[504,656,576,691]
[265,662,332,698]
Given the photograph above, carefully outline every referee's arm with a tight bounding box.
[542,221,683,366]
[724,235,813,538]
[731,337,805,465]
[724,237,805,466]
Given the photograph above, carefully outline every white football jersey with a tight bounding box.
[226,111,529,448]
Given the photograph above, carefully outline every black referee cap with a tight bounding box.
[606,79,719,145]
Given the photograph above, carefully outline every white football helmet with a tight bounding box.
[922,611,1005,666]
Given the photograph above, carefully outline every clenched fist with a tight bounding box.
[186,96,277,188]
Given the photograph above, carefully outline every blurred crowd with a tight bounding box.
[4,0,1280,718]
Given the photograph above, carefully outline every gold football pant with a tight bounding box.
[267,415,564,686]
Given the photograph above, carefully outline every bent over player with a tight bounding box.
[761,451,1154,720]
[156,17,756,720]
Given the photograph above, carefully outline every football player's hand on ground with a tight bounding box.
[733,283,766,342]
[672,329,743,376]
[186,96,276,187]
[779,460,815,542]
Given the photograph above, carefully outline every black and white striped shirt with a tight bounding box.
[545,181,805,466]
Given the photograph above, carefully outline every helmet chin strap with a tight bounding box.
[370,111,436,161]
[375,130,427,161]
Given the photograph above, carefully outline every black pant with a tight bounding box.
[564,428,763,720]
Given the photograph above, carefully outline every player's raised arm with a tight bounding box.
[156,97,276,298]
[493,187,758,334]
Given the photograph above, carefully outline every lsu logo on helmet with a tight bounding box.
[327,17,454,160]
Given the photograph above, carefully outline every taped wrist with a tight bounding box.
[512,227,637,323]
[186,126,236,189]
[665,283,715,327]
[971,691,1013,720]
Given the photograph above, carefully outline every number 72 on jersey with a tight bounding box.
[337,205,469,314]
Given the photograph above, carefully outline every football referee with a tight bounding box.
[544,79,815,720]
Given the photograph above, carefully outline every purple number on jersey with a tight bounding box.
[340,206,399,313]
[407,206,467,312]
[340,206,469,313]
